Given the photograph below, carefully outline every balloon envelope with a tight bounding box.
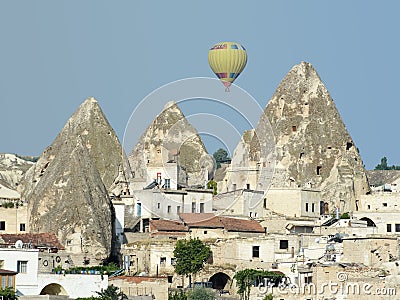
[208,42,247,90]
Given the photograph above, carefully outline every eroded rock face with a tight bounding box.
[0,153,34,190]
[21,97,123,261]
[264,62,370,211]
[128,101,213,187]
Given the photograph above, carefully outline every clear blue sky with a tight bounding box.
[1,1,399,170]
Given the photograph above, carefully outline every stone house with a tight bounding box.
[341,236,399,267]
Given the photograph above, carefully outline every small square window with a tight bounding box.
[200,203,205,213]
[167,206,171,213]
[305,203,309,212]
[383,203,388,207]
[279,240,289,250]
[177,206,181,214]
[0,221,5,231]
[19,223,26,232]
[387,224,392,232]
[395,224,400,232]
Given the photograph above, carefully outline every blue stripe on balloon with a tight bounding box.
[231,44,238,49]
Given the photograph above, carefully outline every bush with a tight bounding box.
[187,287,215,300]
[0,287,18,300]
[168,290,187,300]
[340,212,350,219]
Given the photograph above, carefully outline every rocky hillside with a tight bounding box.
[0,153,35,190]
[366,170,400,186]
[21,97,124,261]
[263,62,370,212]
[128,101,213,187]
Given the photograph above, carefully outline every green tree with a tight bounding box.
[95,285,127,300]
[233,269,284,300]
[207,180,217,195]
[374,156,400,170]
[187,287,215,300]
[375,156,389,170]
[0,287,18,300]
[213,148,229,169]
[173,238,212,288]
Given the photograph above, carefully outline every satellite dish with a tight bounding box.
[15,240,23,248]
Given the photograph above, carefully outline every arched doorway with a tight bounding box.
[209,272,230,290]
[360,217,377,227]
[40,283,68,296]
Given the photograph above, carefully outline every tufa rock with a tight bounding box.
[128,101,213,187]
[263,62,370,212]
[21,97,124,261]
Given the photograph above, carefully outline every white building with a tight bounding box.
[0,247,39,295]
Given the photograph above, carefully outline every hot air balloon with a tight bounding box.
[208,42,247,91]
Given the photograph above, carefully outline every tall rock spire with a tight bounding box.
[264,62,370,212]
[128,101,213,188]
[21,97,124,261]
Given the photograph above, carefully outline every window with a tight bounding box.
[2,276,6,289]
[367,205,371,210]
[160,257,166,266]
[252,246,260,258]
[292,125,297,132]
[191,202,196,213]
[232,184,236,191]
[165,179,170,189]
[204,231,208,234]
[387,224,392,232]
[279,240,289,250]
[305,203,309,212]
[0,221,5,231]
[200,203,205,213]
[312,203,315,213]
[19,223,26,231]
[395,224,400,232]
[17,261,27,273]
[177,206,181,214]
[246,184,250,189]
[263,198,267,209]
[316,166,322,175]
[157,203,160,209]
[171,258,176,266]
[167,206,171,213]
[7,276,13,287]
[383,203,388,207]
